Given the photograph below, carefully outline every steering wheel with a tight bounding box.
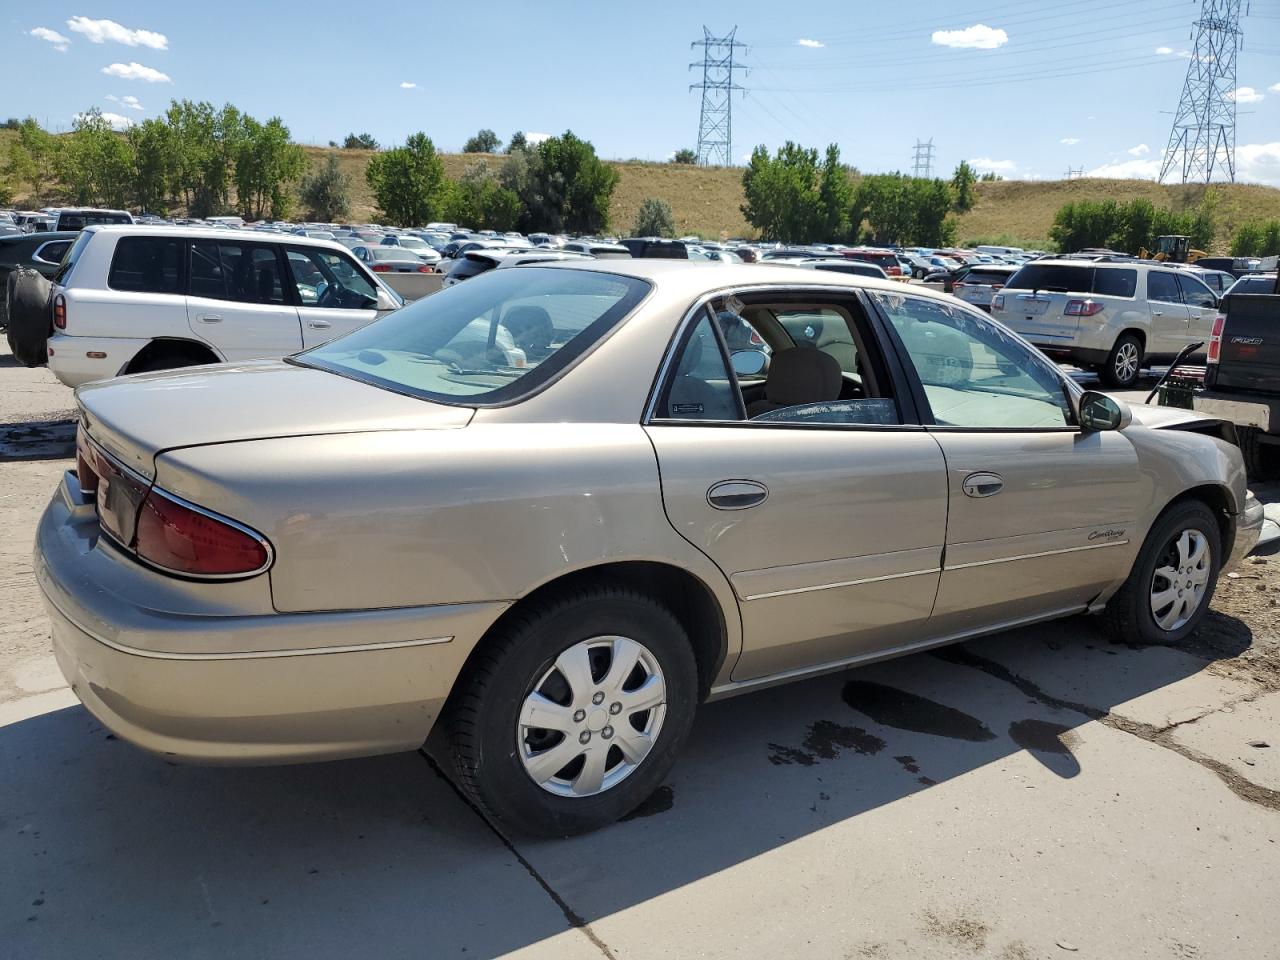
[314,281,337,308]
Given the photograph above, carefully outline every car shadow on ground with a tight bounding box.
[0,614,1252,958]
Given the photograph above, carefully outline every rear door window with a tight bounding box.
[108,236,183,294]
[1091,269,1137,298]
[190,241,286,304]
[1146,271,1182,304]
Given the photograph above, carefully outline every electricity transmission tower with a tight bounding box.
[1158,0,1244,184]
[911,139,935,178]
[689,27,746,166]
[1064,167,1084,180]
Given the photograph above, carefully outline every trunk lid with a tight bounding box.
[77,359,473,477]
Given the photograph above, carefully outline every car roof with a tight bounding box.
[83,224,351,251]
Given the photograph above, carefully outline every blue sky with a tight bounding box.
[9,1,1280,184]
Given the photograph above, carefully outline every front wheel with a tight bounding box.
[1100,333,1143,389]
[1100,501,1220,645]
[442,585,698,836]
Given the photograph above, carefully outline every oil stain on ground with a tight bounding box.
[768,720,886,766]
[842,681,997,742]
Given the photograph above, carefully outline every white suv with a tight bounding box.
[47,225,402,387]
[991,259,1219,387]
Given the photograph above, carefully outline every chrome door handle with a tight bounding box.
[707,480,768,510]
[307,319,332,329]
[961,472,1004,498]
[1151,310,1164,316]
[198,315,222,323]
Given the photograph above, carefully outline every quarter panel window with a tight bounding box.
[1092,269,1137,298]
[657,312,741,421]
[874,292,1072,428]
[108,236,182,294]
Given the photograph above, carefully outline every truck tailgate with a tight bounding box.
[1213,294,1280,391]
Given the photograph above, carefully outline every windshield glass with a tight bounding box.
[295,267,650,405]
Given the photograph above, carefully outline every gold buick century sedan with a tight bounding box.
[37,261,1263,835]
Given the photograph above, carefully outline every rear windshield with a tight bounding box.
[1226,275,1279,296]
[58,212,131,230]
[294,267,650,405]
[962,269,1015,285]
[846,251,895,265]
[1004,264,1094,294]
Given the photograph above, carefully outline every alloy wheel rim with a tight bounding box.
[518,636,667,798]
[1115,342,1139,381]
[1149,528,1211,632]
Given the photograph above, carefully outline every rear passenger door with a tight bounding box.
[1144,270,1190,357]
[186,240,302,361]
[286,246,382,348]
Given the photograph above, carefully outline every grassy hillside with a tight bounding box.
[7,129,1278,251]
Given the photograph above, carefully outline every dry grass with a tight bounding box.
[6,130,1278,251]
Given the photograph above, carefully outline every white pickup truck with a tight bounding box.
[42,225,403,387]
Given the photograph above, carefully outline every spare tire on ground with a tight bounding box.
[6,266,53,367]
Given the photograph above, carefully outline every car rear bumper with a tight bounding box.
[1229,490,1265,571]
[47,334,148,387]
[36,470,508,764]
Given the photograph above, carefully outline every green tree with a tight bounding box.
[516,132,619,234]
[950,161,977,213]
[300,154,352,222]
[343,132,379,150]
[1262,221,1280,257]
[462,129,501,153]
[506,131,528,154]
[365,132,449,226]
[908,178,957,247]
[672,148,697,165]
[816,144,854,241]
[444,161,521,231]
[632,197,676,237]
[854,174,914,245]
[56,109,134,207]
[740,142,824,243]
[1231,222,1266,257]
[234,115,305,219]
[128,117,176,213]
[5,117,59,204]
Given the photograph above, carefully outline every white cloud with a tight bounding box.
[121,94,143,111]
[969,156,1017,174]
[399,81,416,89]
[1271,82,1280,94]
[101,62,171,83]
[1237,143,1280,185]
[1155,46,1174,55]
[1085,157,1161,180]
[797,38,824,48]
[931,24,1008,50]
[77,111,134,131]
[1229,86,1264,104]
[67,16,167,49]
[1060,137,1080,146]
[1127,143,1150,157]
[525,132,552,145]
[30,26,71,52]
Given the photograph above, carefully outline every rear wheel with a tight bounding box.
[442,585,698,836]
[1100,333,1143,388]
[1100,500,1220,645]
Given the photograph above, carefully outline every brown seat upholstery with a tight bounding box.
[747,347,843,418]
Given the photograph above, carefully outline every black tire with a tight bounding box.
[1100,500,1221,645]
[1100,333,1143,389]
[442,584,698,837]
[5,266,52,367]
[1237,427,1280,482]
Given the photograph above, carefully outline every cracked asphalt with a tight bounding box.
[1,342,1278,959]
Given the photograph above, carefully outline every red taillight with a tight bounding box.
[888,265,902,276]
[75,427,98,494]
[1207,313,1226,364]
[53,294,66,330]
[991,283,1003,291]
[135,491,270,577]
[1064,299,1104,317]
[371,263,393,272]
[416,264,432,273]
[992,294,1005,311]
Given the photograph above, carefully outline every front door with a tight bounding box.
[186,239,301,361]
[1177,273,1219,353]
[869,290,1142,635]
[644,296,949,682]
[285,246,382,349]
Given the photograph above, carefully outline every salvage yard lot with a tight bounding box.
[1,342,1278,959]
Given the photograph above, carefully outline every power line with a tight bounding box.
[912,139,935,178]
[689,26,747,167]
[1159,0,1244,183]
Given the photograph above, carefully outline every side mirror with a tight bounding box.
[1079,390,1132,431]
[375,287,401,312]
[731,350,767,377]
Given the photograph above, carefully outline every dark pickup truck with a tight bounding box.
[1190,266,1280,477]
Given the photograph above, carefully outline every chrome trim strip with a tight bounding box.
[943,539,1129,571]
[46,591,453,662]
[742,567,940,601]
[708,603,1087,700]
